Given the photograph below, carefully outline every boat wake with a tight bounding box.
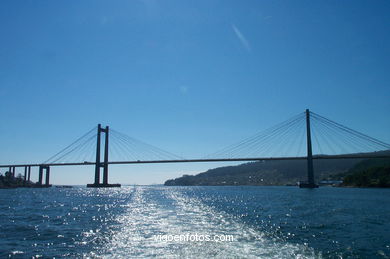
[86,186,320,258]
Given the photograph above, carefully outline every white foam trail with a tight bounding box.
[94,187,320,258]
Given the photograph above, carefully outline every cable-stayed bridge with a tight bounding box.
[1,109,389,188]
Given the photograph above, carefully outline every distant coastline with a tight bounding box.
[164,157,390,188]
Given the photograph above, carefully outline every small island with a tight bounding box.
[0,171,41,188]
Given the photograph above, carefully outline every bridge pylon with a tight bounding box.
[87,124,121,188]
[299,109,319,188]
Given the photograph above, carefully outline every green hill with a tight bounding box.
[164,158,365,186]
[342,158,390,187]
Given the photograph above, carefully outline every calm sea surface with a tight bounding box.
[0,186,389,258]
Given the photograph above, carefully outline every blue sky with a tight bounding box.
[0,0,389,185]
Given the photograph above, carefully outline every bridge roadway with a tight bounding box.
[1,154,389,168]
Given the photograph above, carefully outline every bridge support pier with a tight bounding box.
[38,165,51,187]
[24,166,27,184]
[299,109,319,188]
[87,124,120,188]
[28,166,31,182]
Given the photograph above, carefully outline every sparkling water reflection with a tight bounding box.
[0,186,389,258]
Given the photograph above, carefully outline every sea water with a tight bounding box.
[1,186,389,258]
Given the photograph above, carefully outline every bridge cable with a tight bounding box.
[43,126,97,164]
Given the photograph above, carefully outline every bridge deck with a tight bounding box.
[1,155,389,168]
